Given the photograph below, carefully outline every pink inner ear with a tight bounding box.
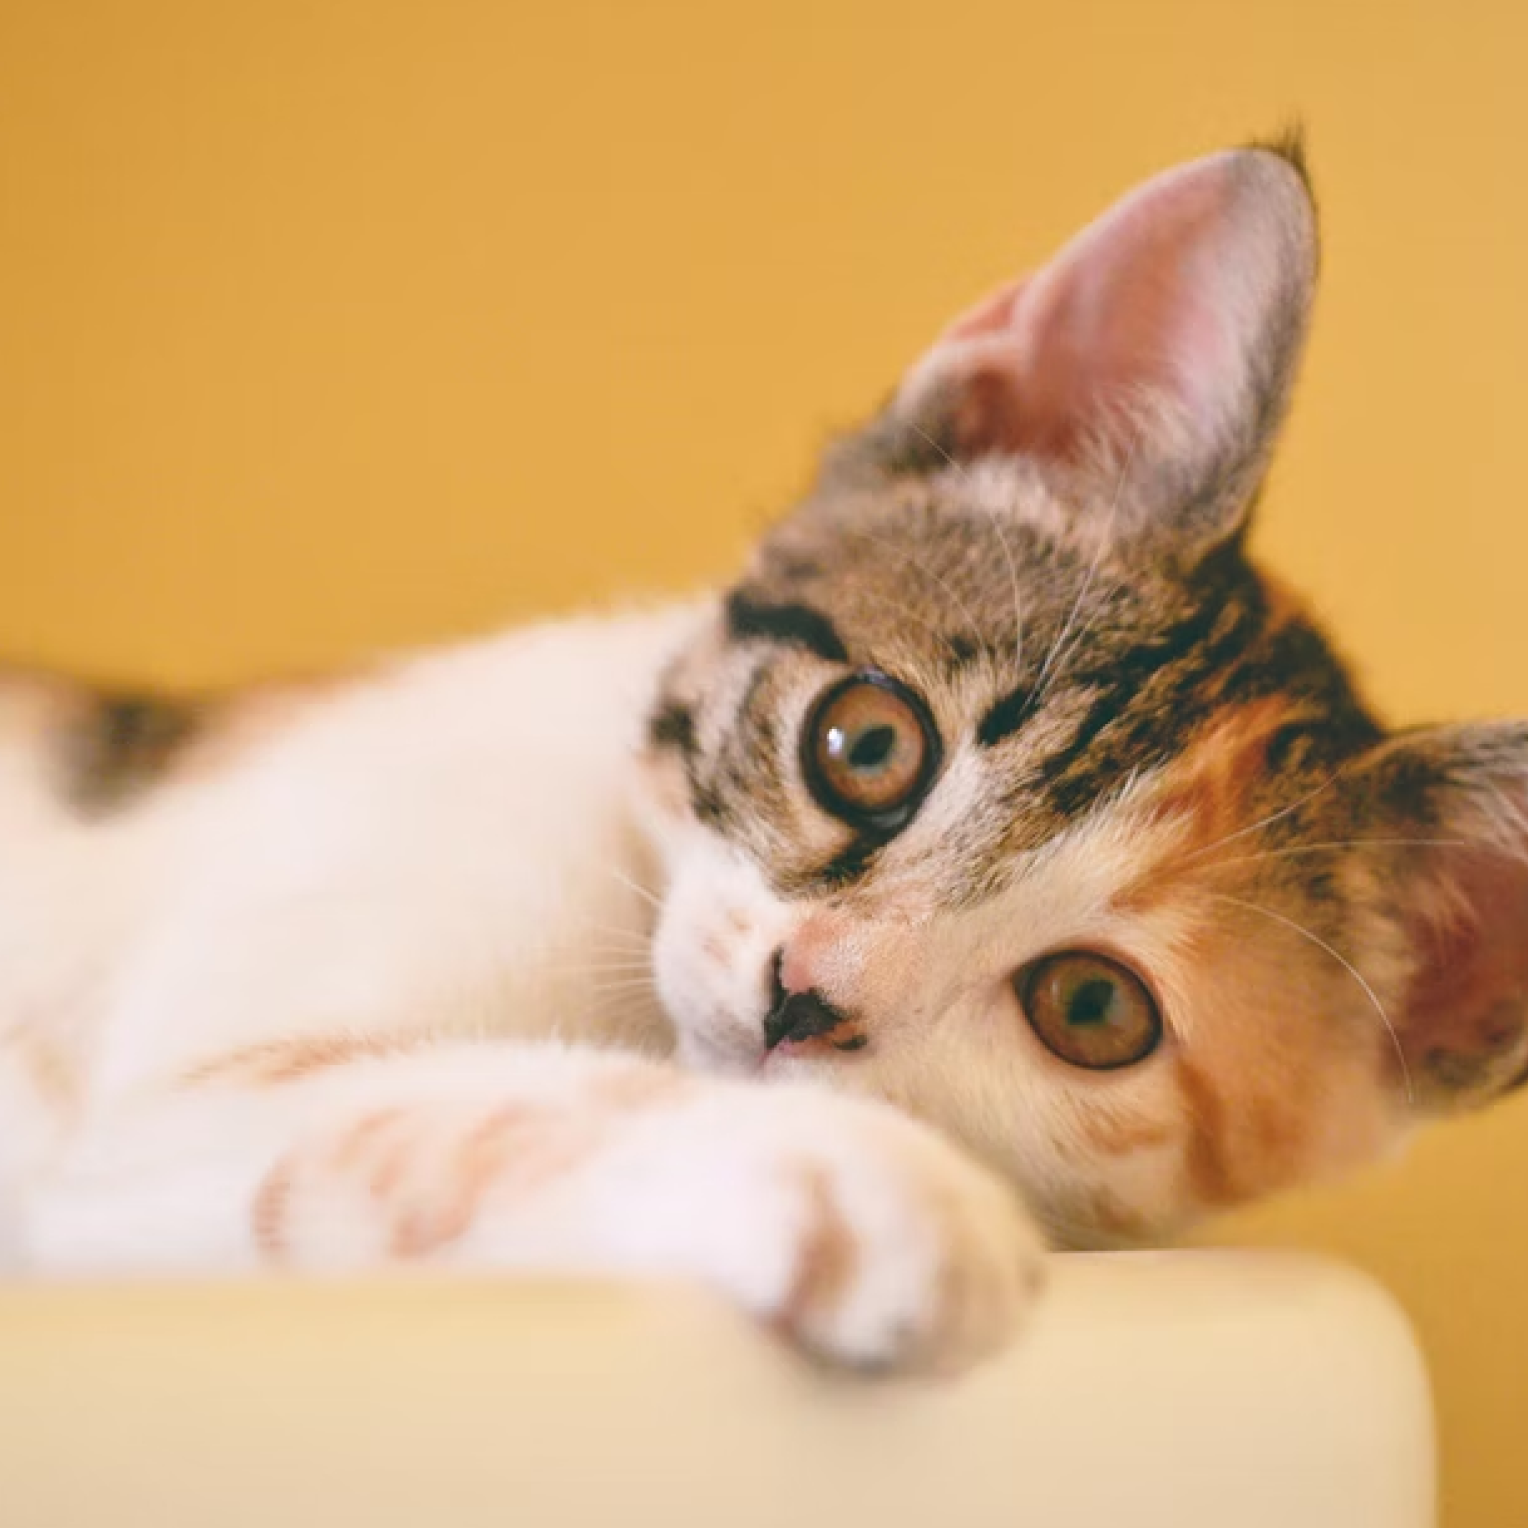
[903,152,1287,467]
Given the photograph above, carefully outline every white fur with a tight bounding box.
[0,603,1044,1374]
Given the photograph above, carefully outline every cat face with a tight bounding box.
[641,143,1528,1247]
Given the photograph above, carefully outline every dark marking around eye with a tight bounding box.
[725,590,848,665]
[813,837,882,889]
[977,684,1030,747]
[647,698,697,758]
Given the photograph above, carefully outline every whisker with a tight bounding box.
[607,868,663,912]
[1178,774,1342,867]
[536,960,656,978]
[908,421,1027,677]
[1481,779,1528,843]
[849,589,949,640]
[1210,892,1414,1107]
[565,928,654,954]
[532,938,653,962]
[577,976,662,999]
[841,525,987,641]
[1028,431,1140,715]
[1199,837,1469,875]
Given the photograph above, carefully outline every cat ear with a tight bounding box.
[1344,722,1528,1113]
[889,144,1317,555]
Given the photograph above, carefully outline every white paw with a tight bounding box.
[620,1083,1048,1375]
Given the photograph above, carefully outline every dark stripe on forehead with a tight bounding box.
[977,684,1031,747]
[1037,594,1257,817]
[725,589,847,665]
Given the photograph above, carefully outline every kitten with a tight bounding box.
[1,142,1524,1375]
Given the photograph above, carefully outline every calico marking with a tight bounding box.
[61,687,207,815]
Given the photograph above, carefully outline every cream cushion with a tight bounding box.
[0,1250,1434,1527]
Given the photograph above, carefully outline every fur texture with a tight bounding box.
[1,144,1523,1373]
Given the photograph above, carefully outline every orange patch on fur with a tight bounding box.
[389,1107,527,1257]
[182,1032,418,1088]
[328,1107,410,1174]
[1175,1054,1239,1206]
[1120,696,1305,914]
[1175,1047,1314,1211]
[252,1156,297,1262]
[1077,1108,1174,1156]
[779,1165,859,1332]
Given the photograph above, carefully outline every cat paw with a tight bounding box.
[661,1085,1047,1375]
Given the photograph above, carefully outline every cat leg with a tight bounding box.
[25,1039,1045,1374]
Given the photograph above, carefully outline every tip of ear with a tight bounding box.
[1229,131,1319,250]
[1207,133,1320,278]
[1244,124,1314,196]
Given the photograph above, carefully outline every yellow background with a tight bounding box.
[2,1,1524,1521]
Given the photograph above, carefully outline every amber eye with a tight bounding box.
[802,672,940,831]
[1016,951,1162,1070]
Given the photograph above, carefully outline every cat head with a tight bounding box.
[640,143,1528,1247]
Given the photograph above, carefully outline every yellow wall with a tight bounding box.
[2,1,1524,1520]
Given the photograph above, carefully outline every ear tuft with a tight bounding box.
[1245,124,1315,203]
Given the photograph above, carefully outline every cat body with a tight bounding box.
[2,143,1524,1373]
[0,607,1033,1368]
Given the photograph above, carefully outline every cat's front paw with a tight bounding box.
[669,1085,1047,1375]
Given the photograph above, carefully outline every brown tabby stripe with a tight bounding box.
[60,688,207,814]
[725,589,848,665]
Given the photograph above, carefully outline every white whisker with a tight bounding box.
[1029,431,1140,714]
[908,421,1027,676]
[842,525,987,639]
[578,976,661,999]
[607,868,663,911]
[1179,774,1341,867]
[850,589,948,640]
[568,925,654,951]
[1211,892,1414,1107]
[1201,837,1468,875]
[537,960,656,978]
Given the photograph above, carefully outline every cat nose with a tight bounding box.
[764,948,858,1051]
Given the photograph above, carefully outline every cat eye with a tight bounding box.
[1016,950,1162,1071]
[801,671,940,832]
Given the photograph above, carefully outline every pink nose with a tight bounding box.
[778,943,818,996]
[778,913,850,995]
[764,948,857,1051]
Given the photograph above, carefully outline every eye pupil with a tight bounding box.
[1067,978,1115,1028]
[802,673,940,829]
[1015,951,1162,1070]
[847,724,896,772]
